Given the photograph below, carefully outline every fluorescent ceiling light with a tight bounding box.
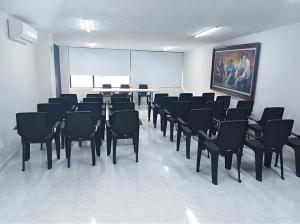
[82,19,95,32]
[162,46,175,51]
[194,26,220,38]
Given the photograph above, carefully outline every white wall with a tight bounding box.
[0,10,39,167]
[183,22,300,133]
[35,32,56,102]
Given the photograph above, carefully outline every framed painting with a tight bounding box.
[210,42,261,100]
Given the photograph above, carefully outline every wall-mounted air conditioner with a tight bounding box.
[7,18,38,44]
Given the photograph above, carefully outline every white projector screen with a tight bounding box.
[131,51,183,87]
[69,48,130,76]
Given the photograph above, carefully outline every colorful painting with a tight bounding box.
[210,43,261,99]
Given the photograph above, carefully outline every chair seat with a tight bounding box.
[203,141,220,152]
[245,139,277,152]
[248,123,262,132]
[287,138,300,149]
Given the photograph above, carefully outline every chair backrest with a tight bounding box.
[102,84,112,89]
[191,96,205,109]
[205,101,225,120]
[259,107,284,128]
[216,95,231,109]
[37,103,63,127]
[154,93,168,106]
[16,112,49,140]
[216,120,248,151]
[48,98,69,115]
[65,112,95,138]
[86,93,103,98]
[179,93,193,101]
[111,97,131,105]
[83,97,103,104]
[188,109,212,134]
[262,119,294,149]
[162,96,178,111]
[139,84,148,89]
[111,102,135,112]
[202,92,215,103]
[111,93,129,98]
[120,84,130,89]
[236,100,254,116]
[78,102,102,121]
[225,108,248,121]
[112,110,139,136]
[61,94,78,109]
[173,101,192,122]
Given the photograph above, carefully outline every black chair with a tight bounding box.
[199,120,248,185]
[111,97,131,106]
[248,107,284,137]
[48,98,69,115]
[111,93,129,98]
[236,100,254,116]
[16,112,60,171]
[111,102,135,113]
[86,93,103,98]
[77,102,104,151]
[179,93,193,101]
[165,101,191,142]
[205,101,225,122]
[61,94,78,111]
[64,111,100,167]
[102,84,112,97]
[285,133,300,177]
[138,84,150,106]
[120,84,130,95]
[106,110,140,164]
[213,108,248,130]
[191,96,205,109]
[158,96,178,132]
[245,119,294,181]
[177,108,212,159]
[149,93,168,124]
[37,103,63,152]
[83,97,103,104]
[216,95,231,109]
[202,92,215,104]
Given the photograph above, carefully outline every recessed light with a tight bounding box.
[81,19,95,32]
[194,26,220,38]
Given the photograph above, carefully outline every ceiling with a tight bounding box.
[1,0,300,51]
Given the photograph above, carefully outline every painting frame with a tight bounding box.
[210,42,261,100]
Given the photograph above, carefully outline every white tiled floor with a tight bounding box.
[1,106,300,223]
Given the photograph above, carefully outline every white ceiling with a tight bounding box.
[1,0,300,51]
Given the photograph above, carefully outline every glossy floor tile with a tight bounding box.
[0,106,300,223]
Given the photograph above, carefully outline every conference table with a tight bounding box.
[93,88,159,102]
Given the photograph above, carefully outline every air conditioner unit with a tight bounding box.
[7,18,38,44]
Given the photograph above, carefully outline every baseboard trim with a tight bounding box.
[0,150,19,173]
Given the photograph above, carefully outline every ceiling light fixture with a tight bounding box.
[88,42,96,48]
[194,26,220,38]
[82,19,94,32]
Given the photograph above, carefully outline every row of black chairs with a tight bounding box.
[15,93,140,171]
[148,92,299,185]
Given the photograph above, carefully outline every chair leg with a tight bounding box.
[210,152,219,185]
[113,137,117,164]
[160,114,164,131]
[66,139,71,168]
[91,139,96,166]
[274,153,279,167]
[163,117,168,137]
[280,151,284,180]
[237,150,242,183]
[95,132,101,157]
[134,133,139,163]
[138,95,141,106]
[107,129,112,156]
[148,103,151,121]
[225,154,233,170]
[153,109,158,128]
[46,140,53,170]
[254,151,263,181]
[185,133,191,159]
[196,137,204,172]
[264,152,273,168]
[79,140,82,147]
[25,143,30,161]
[22,142,26,171]
[61,130,65,149]
[176,124,182,151]
[170,121,174,142]
[40,142,43,150]
[54,132,60,159]
[295,148,300,177]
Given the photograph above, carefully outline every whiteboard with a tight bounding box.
[69,47,130,76]
[131,51,183,87]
